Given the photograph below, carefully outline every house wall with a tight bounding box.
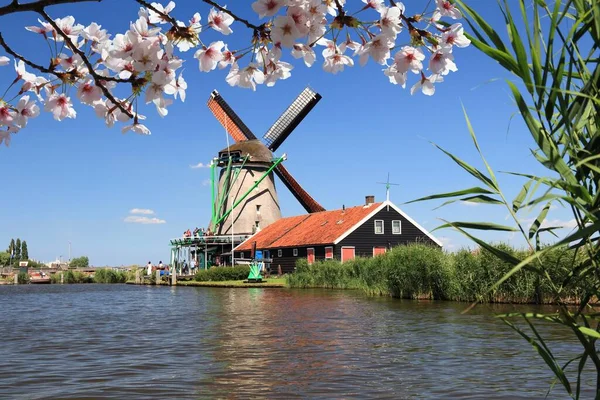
[335,205,439,259]
[235,245,330,274]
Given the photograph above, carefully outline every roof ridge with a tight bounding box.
[268,214,312,247]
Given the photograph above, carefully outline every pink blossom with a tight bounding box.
[435,0,462,19]
[15,95,40,128]
[77,81,102,105]
[226,63,265,91]
[194,41,224,72]
[323,53,354,74]
[208,8,234,35]
[379,6,403,38]
[164,72,187,101]
[358,34,393,66]
[0,56,9,66]
[0,105,15,125]
[271,16,301,48]
[44,94,76,121]
[411,73,443,96]
[394,46,425,74]
[122,122,151,135]
[148,1,176,25]
[429,47,457,75]
[441,23,471,48]
[251,0,284,18]
[292,44,316,67]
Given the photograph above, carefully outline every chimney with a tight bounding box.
[365,195,375,205]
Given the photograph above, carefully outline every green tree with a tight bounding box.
[21,241,28,260]
[69,256,89,269]
[8,239,15,257]
[15,238,21,261]
[0,252,9,266]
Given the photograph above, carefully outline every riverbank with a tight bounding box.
[287,244,585,304]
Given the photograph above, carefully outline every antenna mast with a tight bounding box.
[376,173,400,202]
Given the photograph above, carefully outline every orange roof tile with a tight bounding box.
[236,202,383,250]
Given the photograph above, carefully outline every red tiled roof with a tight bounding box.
[236,202,383,250]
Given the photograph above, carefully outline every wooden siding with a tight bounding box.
[235,245,329,274]
[335,205,439,259]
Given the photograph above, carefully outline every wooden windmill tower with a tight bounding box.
[207,87,325,236]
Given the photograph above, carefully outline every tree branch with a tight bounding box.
[200,0,261,31]
[0,0,102,17]
[134,0,178,26]
[38,9,134,118]
[0,32,54,74]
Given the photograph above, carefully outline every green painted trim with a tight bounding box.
[210,159,216,226]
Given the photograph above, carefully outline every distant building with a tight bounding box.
[234,196,442,274]
[45,259,68,269]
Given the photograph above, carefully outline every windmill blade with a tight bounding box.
[274,163,325,213]
[263,87,322,152]
[207,90,257,142]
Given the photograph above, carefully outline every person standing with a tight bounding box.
[146,261,152,276]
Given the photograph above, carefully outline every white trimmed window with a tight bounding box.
[293,248,298,256]
[278,249,282,257]
[374,220,384,234]
[240,252,244,259]
[392,220,401,234]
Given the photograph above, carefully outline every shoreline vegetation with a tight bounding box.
[286,244,588,305]
[3,243,588,306]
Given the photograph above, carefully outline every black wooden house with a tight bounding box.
[235,196,442,273]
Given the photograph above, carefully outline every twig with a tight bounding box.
[38,9,133,118]
[200,0,261,31]
[0,0,101,17]
[0,32,54,74]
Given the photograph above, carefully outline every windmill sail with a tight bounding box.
[207,90,257,142]
[275,163,325,213]
[263,87,321,152]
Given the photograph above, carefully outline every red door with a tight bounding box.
[373,247,387,256]
[307,248,315,264]
[341,247,355,262]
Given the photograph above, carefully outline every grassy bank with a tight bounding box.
[48,269,135,284]
[287,244,584,304]
[179,278,286,288]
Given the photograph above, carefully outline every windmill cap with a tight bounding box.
[218,139,273,163]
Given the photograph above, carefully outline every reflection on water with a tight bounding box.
[0,284,591,399]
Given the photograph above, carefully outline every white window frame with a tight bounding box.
[341,246,355,262]
[240,252,244,259]
[293,248,298,256]
[277,249,282,257]
[325,246,334,259]
[374,220,384,235]
[392,220,401,235]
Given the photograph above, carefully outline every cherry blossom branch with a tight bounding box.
[134,0,178,26]
[0,32,54,74]
[0,0,101,16]
[38,9,134,118]
[200,0,261,31]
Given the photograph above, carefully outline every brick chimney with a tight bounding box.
[365,195,375,205]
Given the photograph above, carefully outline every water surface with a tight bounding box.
[0,284,592,399]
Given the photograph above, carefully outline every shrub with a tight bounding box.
[17,272,29,284]
[93,268,128,283]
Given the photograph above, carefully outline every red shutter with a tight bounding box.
[341,247,355,262]
[307,248,315,264]
[373,247,387,256]
[325,247,333,259]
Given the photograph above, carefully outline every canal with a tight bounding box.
[0,284,591,398]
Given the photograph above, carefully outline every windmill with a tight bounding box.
[207,87,325,236]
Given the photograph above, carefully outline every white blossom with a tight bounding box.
[292,44,316,67]
[148,1,176,25]
[251,0,285,18]
[0,56,9,66]
[429,47,457,75]
[208,8,234,35]
[435,0,462,19]
[323,53,354,74]
[271,16,301,48]
[411,73,443,96]
[226,63,265,91]
[194,41,224,72]
[441,23,471,48]
[164,72,187,101]
[44,94,76,121]
[77,81,103,105]
[14,95,40,128]
[393,46,425,74]
[122,122,151,135]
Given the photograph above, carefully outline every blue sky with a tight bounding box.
[0,0,575,265]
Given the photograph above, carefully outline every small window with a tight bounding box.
[240,252,244,259]
[374,220,384,234]
[256,204,261,214]
[392,220,401,234]
[277,249,282,257]
[293,248,298,256]
[325,246,333,259]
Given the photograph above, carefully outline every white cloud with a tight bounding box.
[461,201,480,207]
[202,179,211,186]
[190,162,210,169]
[521,217,578,231]
[130,208,154,215]
[124,216,166,224]
[438,236,456,250]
